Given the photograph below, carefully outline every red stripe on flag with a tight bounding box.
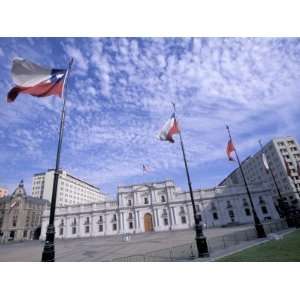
[166,119,180,143]
[7,80,64,102]
[226,139,235,161]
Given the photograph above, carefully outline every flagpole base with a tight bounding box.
[195,224,209,258]
[254,222,267,239]
[41,225,56,262]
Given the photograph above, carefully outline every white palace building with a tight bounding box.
[41,180,280,240]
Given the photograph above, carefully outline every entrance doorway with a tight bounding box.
[144,213,154,232]
[9,231,15,241]
[33,226,41,240]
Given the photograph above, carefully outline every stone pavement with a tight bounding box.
[0,225,252,262]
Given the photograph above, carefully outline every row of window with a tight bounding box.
[59,223,117,236]
[127,195,166,206]
[57,206,270,235]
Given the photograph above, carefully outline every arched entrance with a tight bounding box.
[144,213,154,232]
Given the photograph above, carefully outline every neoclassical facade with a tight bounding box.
[41,180,280,240]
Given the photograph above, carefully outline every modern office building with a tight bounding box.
[41,180,279,240]
[32,169,108,207]
[220,136,300,208]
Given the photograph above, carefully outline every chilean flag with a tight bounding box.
[226,138,235,161]
[159,113,180,143]
[7,58,67,102]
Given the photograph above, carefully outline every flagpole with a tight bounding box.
[173,103,209,257]
[226,126,266,238]
[41,58,74,262]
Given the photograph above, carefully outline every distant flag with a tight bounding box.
[284,159,292,178]
[158,113,180,143]
[7,57,67,102]
[9,200,18,214]
[262,153,270,173]
[226,138,235,161]
[142,164,151,174]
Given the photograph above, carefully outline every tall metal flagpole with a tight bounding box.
[41,58,74,262]
[226,126,266,238]
[173,103,209,257]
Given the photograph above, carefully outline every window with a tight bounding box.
[164,218,169,226]
[245,208,251,216]
[181,216,187,224]
[243,199,249,207]
[99,224,103,232]
[226,200,232,208]
[112,214,117,222]
[127,199,132,206]
[59,227,64,235]
[228,210,235,222]
[12,216,17,227]
[196,205,200,213]
[180,206,185,214]
[261,206,268,215]
[85,226,90,233]
[161,195,166,202]
[213,212,219,220]
[128,212,133,220]
[23,230,27,238]
[72,227,76,234]
[129,222,133,229]
[113,223,117,231]
[144,197,149,204]
[99,216,103,223]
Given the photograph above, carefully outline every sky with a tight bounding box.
[1,37,300,198]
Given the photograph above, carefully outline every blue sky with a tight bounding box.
[1,38,300,198]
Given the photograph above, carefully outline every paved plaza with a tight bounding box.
[0,225,253,262]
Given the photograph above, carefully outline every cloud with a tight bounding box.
[1,38,300,196]
[65,44,89,73]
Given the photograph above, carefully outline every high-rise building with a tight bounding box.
[32,169,108,207]
[219,136,300,208]
[0,187,8,198]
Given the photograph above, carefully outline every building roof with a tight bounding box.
[0,180,50,206]
[0,195,50,205]
[117,180,175,190]
[33,169,102,192]
[218,155,252,186]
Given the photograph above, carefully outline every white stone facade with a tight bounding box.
[32,169,108,207]
[41,180,280,240]
[220,136,300,208]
